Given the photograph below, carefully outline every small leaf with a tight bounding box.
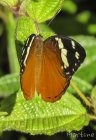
[76,11,90,23]
[15,16,36,59]
[87,24,96,34]
[16,16,37,44]
[26,0,63,23]
[0,91,90,135]
[62,0,77,14]
[0,73,19,97]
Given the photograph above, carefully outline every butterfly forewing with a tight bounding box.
[20,34,37,99]
[47,36,86,76]
[20,34,36,75]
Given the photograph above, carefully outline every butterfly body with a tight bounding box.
[20,34,86,102]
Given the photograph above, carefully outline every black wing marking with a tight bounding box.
[45,35,86,76]
[20,34,36,75]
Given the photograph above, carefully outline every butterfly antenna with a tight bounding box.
[47,0,64,27]
[47,9,61,27]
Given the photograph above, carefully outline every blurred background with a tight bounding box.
[0,0,96,140]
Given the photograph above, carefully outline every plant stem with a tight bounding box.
[0,11,7,23]
[70,81,92,108]
[88,114,96,120]
[0,9,19,73]
[6,10,19,73]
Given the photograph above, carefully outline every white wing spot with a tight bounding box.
[66,72,70,75]
[61,53,69,68]
[75,63,77,66]
[55,37,59,41]
[22,69,23,72]
[24,36,35,66]
[26,38,30,46]
[61,49,67,56]
[75,51,80,59]
[22,48,25,56]
[64,65,67,69]
[55,38,64,49]
[71,40,75,49]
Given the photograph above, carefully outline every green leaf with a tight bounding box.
[16,16,37,44]
[15,16,36,60]
[0,91,90,135]
[62,0,77,14]
[68,76,92,94]
[0,73,19,97]
[87,24,96,34]
[26,0,63,23]
[76,11,91,23]
[0,0,18,7]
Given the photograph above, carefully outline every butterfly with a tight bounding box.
[20,34,86,102]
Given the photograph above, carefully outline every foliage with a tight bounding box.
[0,0,96,137]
